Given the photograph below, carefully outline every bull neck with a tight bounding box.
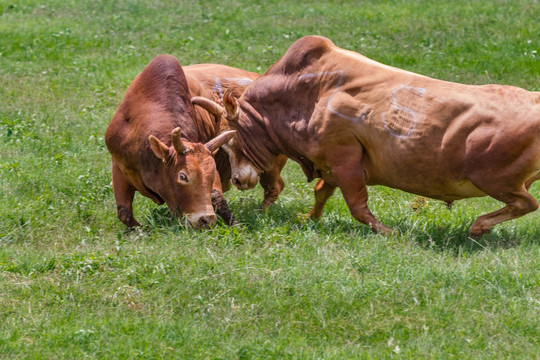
[236,101,280,173]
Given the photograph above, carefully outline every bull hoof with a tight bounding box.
[297,212,314,223]
[218,211,237,226]
[260,199,274,210]
[374,225,395,236]
[118,207,140,228]
[307,209,322,220]
[469,226,491,237]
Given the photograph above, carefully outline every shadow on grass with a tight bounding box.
[394,218,540,255]
[134,196,538,255]
[248,198,540,254]
[230,197,381,238]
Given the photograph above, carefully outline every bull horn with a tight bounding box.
[171,127,186,155]
[205,130,236,154]
[192,97,224,117]
[222,89,239,123]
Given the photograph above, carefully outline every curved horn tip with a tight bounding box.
[218,130,236,143]
[205,130,237,153]
[192,96,224,117]
[171,127,186,154]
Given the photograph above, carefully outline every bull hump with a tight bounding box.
[270,36,333,75]
[134,55,191,108]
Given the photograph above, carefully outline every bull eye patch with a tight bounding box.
[178,172,189,183]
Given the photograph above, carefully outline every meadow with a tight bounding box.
[1,0,539,358]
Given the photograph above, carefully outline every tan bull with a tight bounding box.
[195,36,540,236]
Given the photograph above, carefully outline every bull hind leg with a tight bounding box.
[469,185,539,236]
[308,179,336,219]
[111,162,141,228]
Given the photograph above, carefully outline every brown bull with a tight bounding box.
[196,36,540,236]
[105,55,287,228]
[105,55,253,228]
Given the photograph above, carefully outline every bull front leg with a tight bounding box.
[210,171,237,226]
[327,146,393,235]
[211,189,238,226]
[111,162,141,228]
[259,154,288,209]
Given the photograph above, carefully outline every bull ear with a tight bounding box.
[192,96,224,117]
[171,127,186,155]
[205,130,236,154]
[222,89,239,123]
[149,135,170,162]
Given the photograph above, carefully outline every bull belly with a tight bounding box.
[373,177,487,202]
[416,181,486,202]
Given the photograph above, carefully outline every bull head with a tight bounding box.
[192,94,261,191]
[148,128,236,228]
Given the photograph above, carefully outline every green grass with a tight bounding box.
[1,0,539,358]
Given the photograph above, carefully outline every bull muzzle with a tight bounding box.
[232,170,259,190]
[187,212,218,229]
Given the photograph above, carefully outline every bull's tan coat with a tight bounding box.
[220,36,540,235]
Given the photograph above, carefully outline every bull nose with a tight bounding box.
[194,214,217,229]
[232,174,258,190]
[232,176,243,189]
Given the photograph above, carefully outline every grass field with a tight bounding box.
[1,0,539,358]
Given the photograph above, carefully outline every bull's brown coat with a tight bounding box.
[105,55,264,228]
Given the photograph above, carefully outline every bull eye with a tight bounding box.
[178,172,189,183]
